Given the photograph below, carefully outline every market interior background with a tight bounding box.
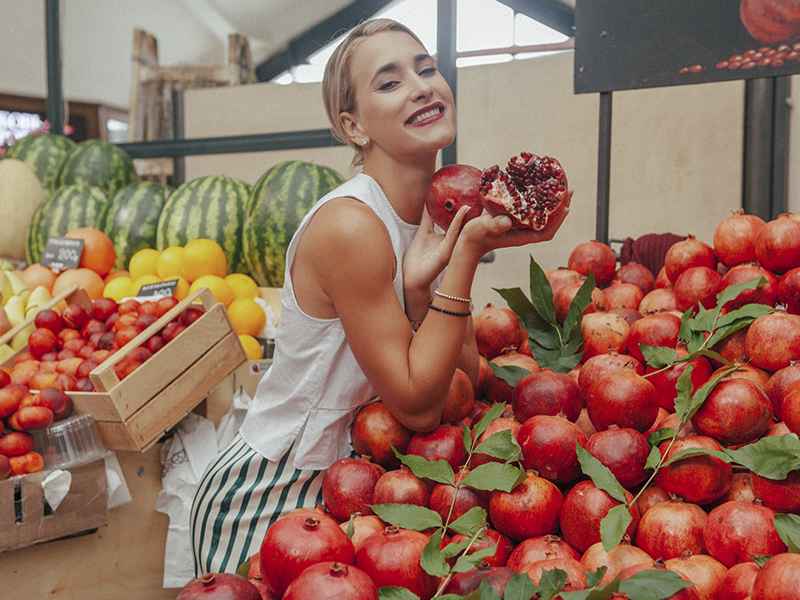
[2,0,800,597]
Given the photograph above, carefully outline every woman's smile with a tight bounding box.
[406,103,445,126]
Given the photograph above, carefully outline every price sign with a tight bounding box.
[136,279,179,299]
[39,236,84,272]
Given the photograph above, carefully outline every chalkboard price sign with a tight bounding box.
[39,236,85,273]
[136,279,179,299]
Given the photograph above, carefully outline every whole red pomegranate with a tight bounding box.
[745,308,800,371]
[721,262,778,311]
[645,346,713,412]
[580,309,630,360]
[471,416,521,467]
[483,350,540,405]
[635,497,708,560]
[449,528,515,567]
[691,378,773,446]
[601,282,644,310]
[488,471,564,541]
[578,350,643,396]
[568,240,618,288]
[654,435,733,506]
[778,266,800,314]
[338,515,385,553]
[321,456,385,522]
[442,561,517,597]
[525,555,588,591]
[479,152,569,231]
[176,573,261,600]
[441,368,475,423]
[716,471,756,506]
[612,261,655,295]
[506,535,580,572]
[626,312,682,364]
[673,266,724,312]
[585,425,650,489]
[517,414,587,484]
[512,368,583,423]
[579,537,654,586]
[282,562,378,600]
[351,401,414,470]
[713,209,766,267]
[718,561,759,600]
[664,551,728,600]
[554,283,607,324]
[704,500,787,567]
[639,288,679,315]
[609,306,643,327]
[750,468,800,514]
[636,484,670,516]
[711,360,770,389]
[259,515,356,598]
[740,0,800,43]
[618,560,700,600]
[559,480,639,554]
[424,164,484,231]
[406,423,469,472]
[545,268,582,298]
[664,235,718,284]
[473,304,526,359]
[751,552,800,600]
[372,465,431,507]
[754,214,800,274]
[355,526,439,600]
[586,369,660,434]
[428,466,488,525]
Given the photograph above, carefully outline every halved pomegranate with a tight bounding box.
[479,152,568,230]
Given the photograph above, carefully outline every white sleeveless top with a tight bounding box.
[239,173,421,470]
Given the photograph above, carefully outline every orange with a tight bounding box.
[238,334,263,360]
[129,248,160,281]
[105,269,130,283]
[189,274,234,307]
[173,276,190,301]
[157,246,185,279]
[17,263,57,293]
[225,273,260,300]
[65,227,116,278]
[181,238,227,282]
[52,268,104,301]
[227,298,267,337]
[104,277,134,302]
[131,274,161,296]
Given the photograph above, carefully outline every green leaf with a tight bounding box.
[378,587,421,600]
[639,345,679,369]
[448,506,488,537]
[473,402,508,440]
[235,557,250,578]
[345,513,356,539]
[576,443,628,503]
[463,422,474,454]
[503,572,541,600]
[534,568,568,600]
[706,305,774,348]
[460,462,527,493]
[395,449,455,486]
[662,446,732,467]
[723,434,800,480]
[474,428,524,463]
[495,286,556,344]
[672,364,696,427]
[600,503,633,552]
[441,538,472,559]
[618,569,694,599]
[584,566,608,589]
[752,555,772,567]
[480,578,503,600]
[647,428,676,449]
[369,504,443,531]
[676,365,731,430]
[547,346,585,374]
[645,444,663,470]
[715,276,765,310]
[439,593,480,600]
[774,513,800,553]
[527,343,565,370]
[562,272,595,343]
[488,362,532,388]
[420,530,450,578]
[529,257,558,327]
[452,543,499,573]
[561,574,621,600]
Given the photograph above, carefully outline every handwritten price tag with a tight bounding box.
[39,237,85,272]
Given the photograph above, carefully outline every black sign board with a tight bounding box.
[39,236,84,272]
[136,279,179,299]
[574,0,800,94]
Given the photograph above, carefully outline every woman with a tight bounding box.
[190,18,571,575]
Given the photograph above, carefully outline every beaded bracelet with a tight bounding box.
[434,289,474,312]
[428,301,471,317]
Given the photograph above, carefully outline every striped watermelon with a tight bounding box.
[156,176,250,275]
[52,139,137,196]
[242,161,344,287]
[26,185,110,264]
[3,133,75,192]
[99,181,172,271]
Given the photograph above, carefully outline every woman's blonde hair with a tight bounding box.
[322,19,426,167]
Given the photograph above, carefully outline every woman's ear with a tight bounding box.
[339,111,363,146]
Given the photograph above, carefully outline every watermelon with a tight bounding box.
[3,133,75,192]
[52,139,137,196]
[99,181,172,271]
[242,161,344,287]
[26,185,110,264]
[156,176,250,275]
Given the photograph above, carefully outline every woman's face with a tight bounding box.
[342,30,456,161]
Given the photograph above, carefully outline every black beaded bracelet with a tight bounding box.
[427,301,471,317]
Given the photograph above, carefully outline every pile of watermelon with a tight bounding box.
[3,133,344,286]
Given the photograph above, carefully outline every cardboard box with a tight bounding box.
[0,456,108,553]
[2,287,248,452]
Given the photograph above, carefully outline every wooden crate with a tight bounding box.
[3,287,247,452]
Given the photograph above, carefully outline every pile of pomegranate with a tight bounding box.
[184,209,800,600]
[0,295,204,479]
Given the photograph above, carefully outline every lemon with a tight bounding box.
[189,274,234,306]
[225,273,260,300]
[227,298,267,337]
[182,238,227,282]
[104,276,134,302]
[157,246,185,279]
[238,334,264,360]
[129,248,160,281]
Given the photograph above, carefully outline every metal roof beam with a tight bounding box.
[497,0,575,37]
